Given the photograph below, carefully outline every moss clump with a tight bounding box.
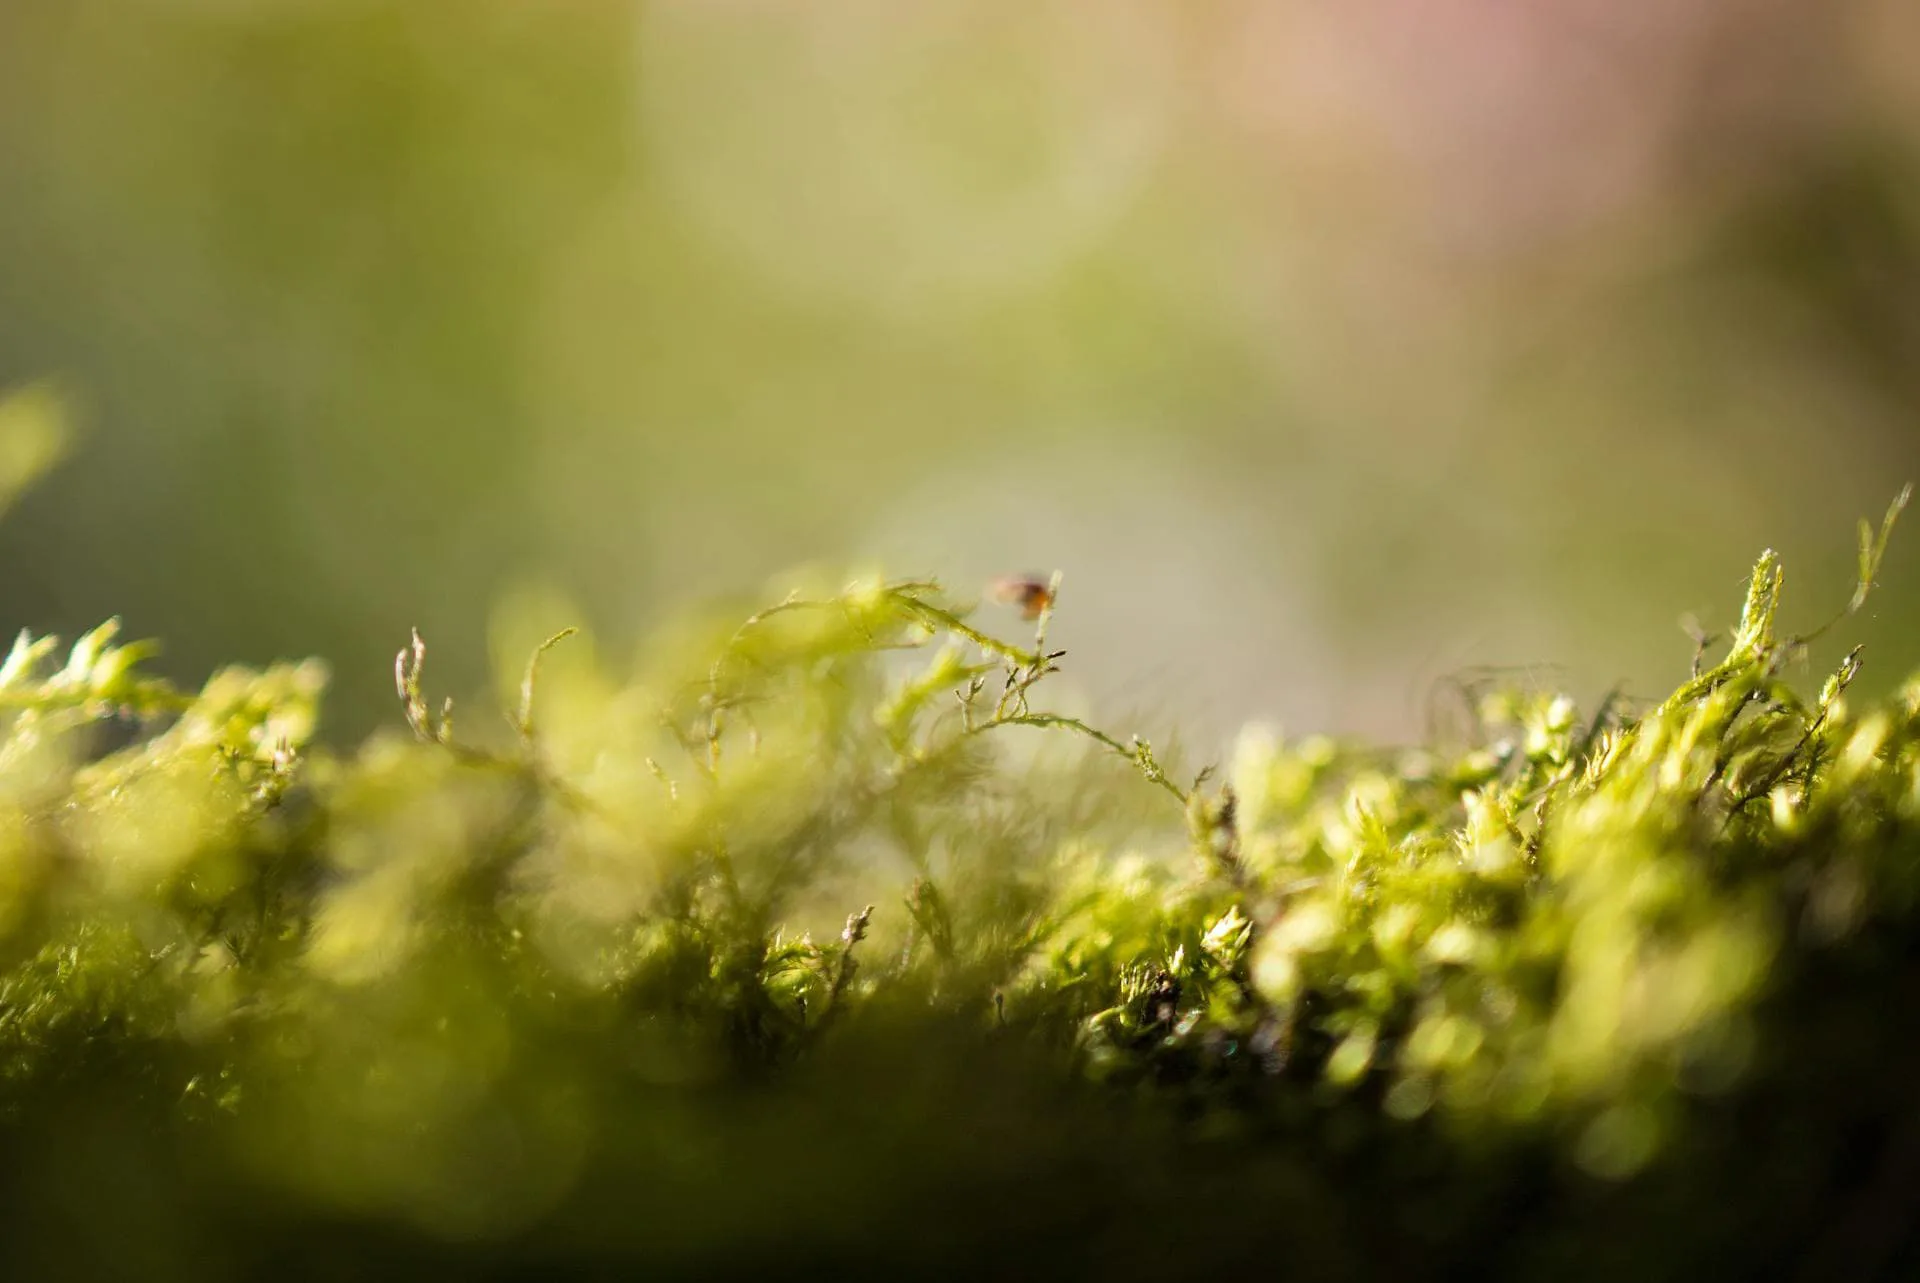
[2,499,1920,1281]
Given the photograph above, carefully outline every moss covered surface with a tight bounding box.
[3,502,1920,1280]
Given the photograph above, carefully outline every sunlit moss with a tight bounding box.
[0,497,1918,1275]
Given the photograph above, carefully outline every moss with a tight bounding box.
[1,496,1920,1280]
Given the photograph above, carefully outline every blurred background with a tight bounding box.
[1,0,1918,754]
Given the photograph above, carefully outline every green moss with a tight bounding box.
[2,497,1920,1280]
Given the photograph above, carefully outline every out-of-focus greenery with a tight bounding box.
[3,1,1919,752]
[3,495,1920,1279]
[4,4,1920,1275]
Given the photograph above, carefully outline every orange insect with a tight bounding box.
[988,573,1056,621]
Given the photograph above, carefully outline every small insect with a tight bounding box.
[988,573,1056,621]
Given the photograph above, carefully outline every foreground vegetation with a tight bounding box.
[2,495,1919,1280]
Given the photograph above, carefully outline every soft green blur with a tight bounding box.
[2,0,1918,753]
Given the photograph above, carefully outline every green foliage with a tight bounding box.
[4,499,1920,1279]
